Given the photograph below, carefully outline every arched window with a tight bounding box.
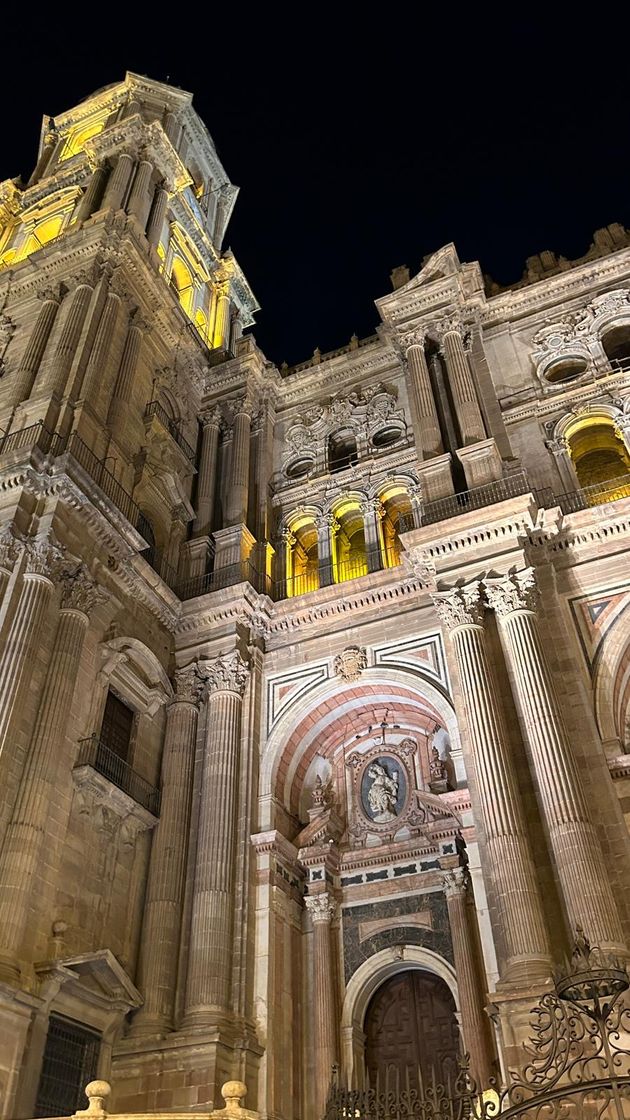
[59,118,106,161]
[169,257,194,315]
[601,324,630,368]
[378,487,413,568]
[566,416,630,503]
[328,429,358,473]
[332,500,367,582]
[285,516,319,596]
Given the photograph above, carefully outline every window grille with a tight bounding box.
[34,1014,100,1117]
[100,690,134,763]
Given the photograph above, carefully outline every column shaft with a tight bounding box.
[306,895,338,1117]
[443,870,493,1087]
[127,160,154,228]
[406,342,443,457]
[80,291,122,407]
[146,186,169,248]
[361,500,383,572]
[42,283,93,398]
[74,165,108,222]
[10,295,60,405]
[107,322,143,436]
[225,407,251,526]
[193,412,221,537]
[133,673,200,1034]
[0,570,55,755]
[213,291,231,350]
[442,329,485,445]
[316,516,336,587]
[489,575,625,952]
[0,601,90,982]
[102,153,135,211]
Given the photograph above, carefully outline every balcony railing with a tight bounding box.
[144,400,197,463]
[179,558,271,601]
[421,469,532,525]
[554,472,630,514]
[75,736,160,816]
[140,545,181,593]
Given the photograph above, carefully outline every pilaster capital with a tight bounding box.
[66,268,96,293]
[59,563,105,617]
[226,391,256,422]
[432,582,485,631]
[434,314,465,347]
[200,405,222,429]
[399,326,428,354]
[171,664,204,708]
[128,308,152,335]
[485,568,539,618]
[36,284,62,305]
[0,526,23,572]
[202,650,250,697]
[360,497,385,520]
[23,535,65,581]
[43,128,59,149]
[316,513,340,535]
[281,527,297,547]
[545,436,570,456]
[441,866,467,899]
[305,892,336,923]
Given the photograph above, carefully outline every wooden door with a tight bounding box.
[364,970,460,1092]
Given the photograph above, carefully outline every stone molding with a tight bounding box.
[203,651,250,696]
[305,893,336,923]
[432,583,484,630]
[485,568,539,617]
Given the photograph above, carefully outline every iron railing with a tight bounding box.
[179,558,271,601]
[421,470,532,525]
[144,400,197,463]
[75,736,161,816]
[554,472,630,514]
[140,545,180,593]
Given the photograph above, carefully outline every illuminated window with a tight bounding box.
[328,429,358,472]
[332,501,368,582]
[169,257,194,315]
[566,416,630,503]
[285,516,319,596]
[378,487,413,568]
[0,211,67,269]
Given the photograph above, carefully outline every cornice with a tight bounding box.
[278,343,401,404]
[501,371,630,426]
[482,251,630,326]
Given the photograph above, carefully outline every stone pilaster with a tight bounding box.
[225,395,253,527]
[132,666,204,1036]
[74,164,108,222]
[439,323,486,446]
[107,314,146,436]
[183,652,250,1028]
[360,498,385,572]
[402,330,443,458]
[193,407,222,538]
[127,159,154,227]
[0,565,100,983]
[41,278,94,398]
[0,528,22,606]
[316,514,338,588]
[442,868,494,1088]
[10,288,61,406]
[80,290,122,406]
[305,893,338,1118]
[486,569,626,954]
[433,584,551,985]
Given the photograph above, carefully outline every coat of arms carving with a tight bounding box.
[333,645,368,682]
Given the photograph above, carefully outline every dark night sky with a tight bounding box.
[2,14,629,366]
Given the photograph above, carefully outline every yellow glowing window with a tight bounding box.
[170,258,194,315]
[12,214,65,264]
[59,120,105,162]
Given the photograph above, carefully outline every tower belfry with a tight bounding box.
[0,72,630,1120]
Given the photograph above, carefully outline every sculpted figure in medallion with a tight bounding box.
[366,762,399,823]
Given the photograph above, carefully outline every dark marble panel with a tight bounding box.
[341,890,453,982]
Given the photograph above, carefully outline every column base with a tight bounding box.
[456,437,504,489]
[496,953,553,990]
[488,980,554,1077]
[416,452,455,501]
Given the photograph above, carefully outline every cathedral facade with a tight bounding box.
[0,72,629,1119]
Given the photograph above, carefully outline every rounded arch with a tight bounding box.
[259,666,460,830]
[329,491,369,582]
[593,599,630,746]
[554,406,630,496]
[284,505,322,596]
[340,946,459,1083]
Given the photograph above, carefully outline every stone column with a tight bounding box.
[80,290,122,405]
[278,527,295,596]
[0,537,62,758]
[225,395,253,527]
[127,159,154,227]
[193,407,222,537]
[442,868,493,1088]
[316,514,338,587]
[10,288,61,405]
[42,279,94,398]
[0,529,22,607]
[102,152,135,212]
[146,184,169,248]
[74,164,108,222]
[486,570,626,953]
[433,584,551,984]
[305,893,338,1117]
[212,285,231,350]
[163,111,181,146]
[183,652,250,1027]
[360,498,384,572]
[0,566,99,984]
[402,331,443,458]
[132,667,203,1036]
[439,323,486,446]
[107,314,145,434]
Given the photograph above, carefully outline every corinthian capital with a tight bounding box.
[203,651,250,696]
[398,326,427,353]
[172,664,204,707]
[432,583,485,631]
[23,535,65,580]
[485,568,539,618]
[0,526,23,572]
[305,893,336,923]
[59,564,104,616]
[441,866,467,898]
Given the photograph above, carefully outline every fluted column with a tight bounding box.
[74,164,108,222]
[442,868,494,1087]
[183,652,250,1027]
[0,565,99,983]
[132,666,203,1035]
[486,570,626,953]
[316,514,338,587]
[80,290,122,406]
[360,498,384,572]
[402,330,443,457]
[225,396,253,526]
[127,159,154,227]
[107,314,145,434]
[433,584,551,984]
[212,285,231,350]
[305,893,339,1117]
[102,152,135,211]
[193,407,222,537]
[0,537,62,760]
[42,279,94,398]
[439,323,485,446]
[10,288,61,405]
[146,183,169,248]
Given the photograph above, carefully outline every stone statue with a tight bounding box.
[366,762,399,822]
[429,742,448,793]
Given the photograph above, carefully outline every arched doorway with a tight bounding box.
[364,969,460,1090]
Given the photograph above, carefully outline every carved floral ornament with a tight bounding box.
[0,525,24,572]
[202,651,250,696]
[531,288,630,380]
[433,569,541,631]
[304,893,336,923]
[59,563,107,617]
[282,382,407,469]
[333,645,368,682]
